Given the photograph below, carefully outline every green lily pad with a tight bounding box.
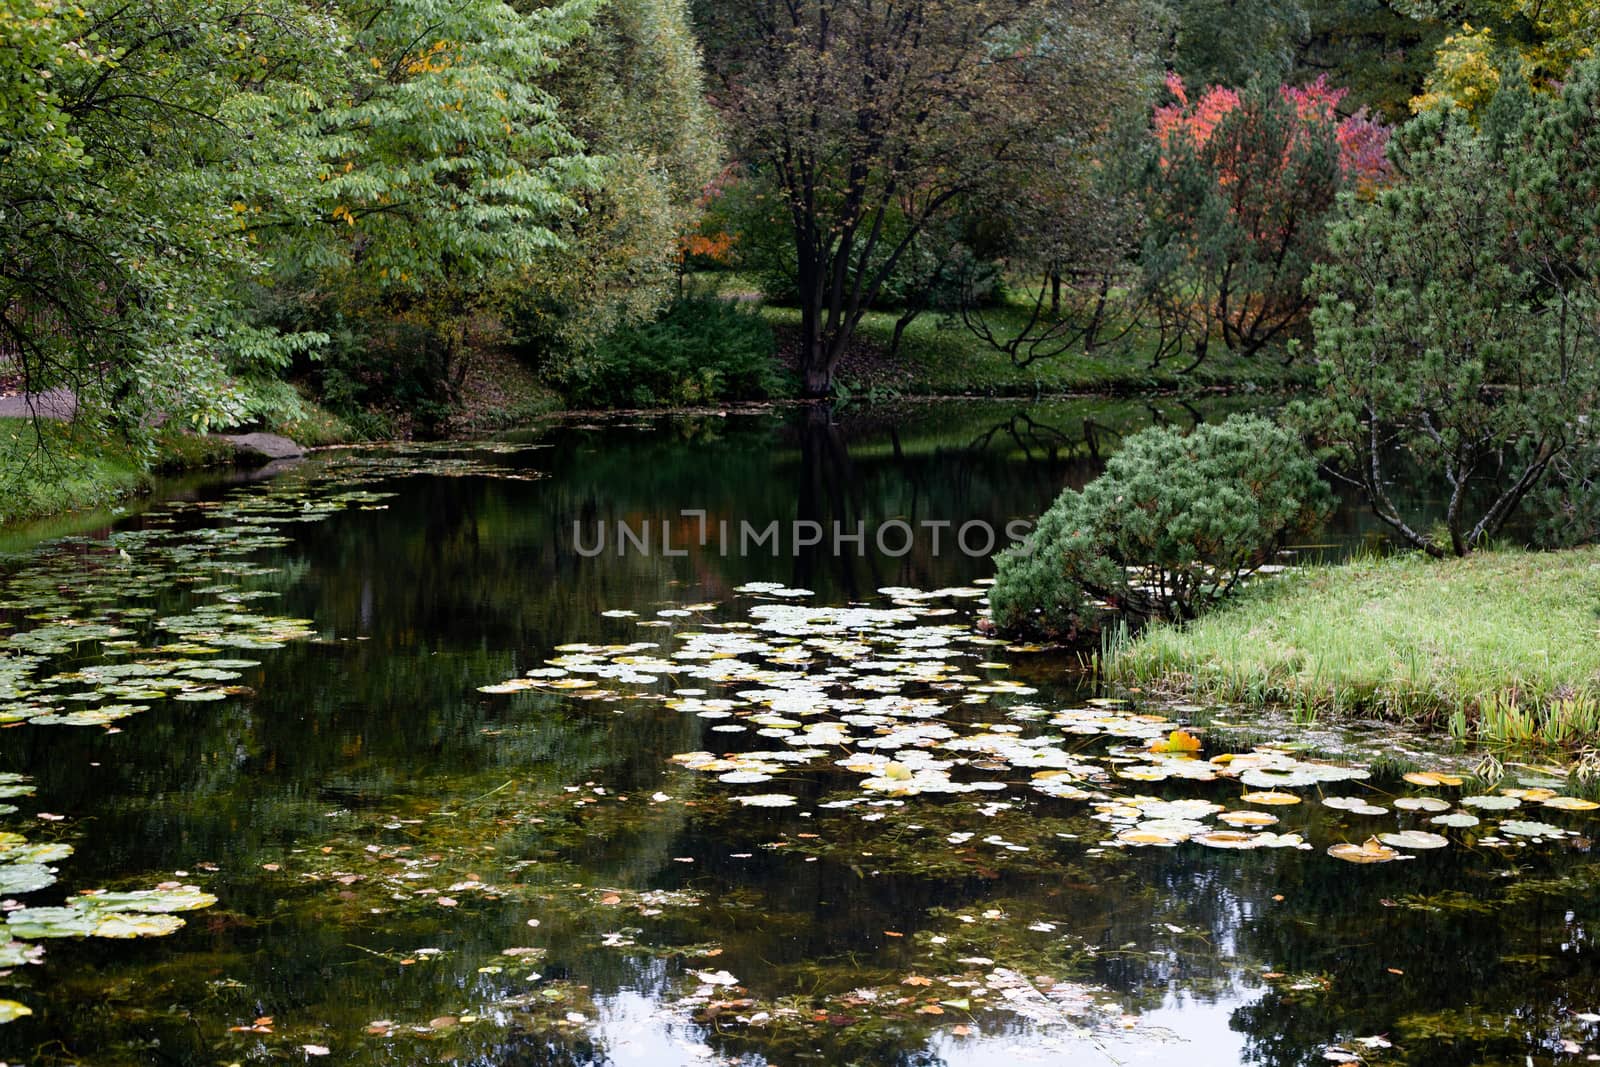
[0,999,32,1023]
[5,886,216,938]
[82,888,217,913]
[1429,812,1480,828]
[0,863,57,895]
[92,913,187,938]
[1499,820,1568,838]
[7,906,98,938]
[1323,796,1387,815]
[1393,797,1450,813]
[0,941,42,967]
[1462,795,1521,811]
[0,843,70,866]
[1378,830,1449,850]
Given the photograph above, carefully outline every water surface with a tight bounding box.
[1,400,1596,1067]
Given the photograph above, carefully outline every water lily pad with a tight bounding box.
[1461,794,1521,811]
[1541,795,1600,811]
[1499,820,1567,838]
[1217,810,1279,827]
[1377,830,1449,850]
[5,885,216,938]
[1327,837,1405,864]
[1393,797,1450,813]
[1239,791,1301,806]
[92,913,186,938]
[0,941,41,967]
[478,680,537,694]
[1402,771,1463,787]
[736,794,798,808]
[83,888,217,913]
[0,842,70,865]
[0,863,56,895]
[1323,796,1387,815]
[1238,769,1323,788]
[0,999,31,1023]
[6,907,98,938]
[1148,729,1201,754]
[717,771,773,784]
[1193,830,1259,849]
[1429,812,1480,828]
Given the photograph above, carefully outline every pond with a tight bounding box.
[2,399,1598,1067]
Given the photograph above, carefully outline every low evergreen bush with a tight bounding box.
[990,415,1332,639]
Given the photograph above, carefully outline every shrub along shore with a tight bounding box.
[1105,548,1600,745]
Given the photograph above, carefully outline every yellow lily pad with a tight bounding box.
[1402,771,1463,787]
[1240,791,1301,806]
[1542,796,1600,811]
[1327,837,1404,864]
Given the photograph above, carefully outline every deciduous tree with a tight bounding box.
[700,0,1149,395]
[1136,74,1388,368]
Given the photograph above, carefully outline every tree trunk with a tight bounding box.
[801,352,832,397]
[797,302,846,397]
[796,252,835,397]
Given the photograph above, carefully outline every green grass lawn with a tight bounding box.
[1106,548,1600,745]
[755,302,1304,396]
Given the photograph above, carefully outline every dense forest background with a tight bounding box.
[0,0,1594,443]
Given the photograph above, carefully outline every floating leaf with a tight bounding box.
[1541,796,1599,812]
[1218,810,1279,827]
[92,913,186,938]
[1322,797,1387,815]
[6,907,97,938]
[1148,729,1201,754]
[1327,837,1405,864]
[0,863,56,895]
[1392,797,1450,813]
[1195,830,1306,850]
[1461,795,1520,811]
[1429,812,1480,828]
[735,794,797,808]
[1377,831,1449,850]
[83,888,217,913]
[1499,820,1568,839]
[0,1000,31,1024]
[1240,791,1301,806]
[1402,771,1463,787]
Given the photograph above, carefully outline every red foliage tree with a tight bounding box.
[1139,74,1391,367]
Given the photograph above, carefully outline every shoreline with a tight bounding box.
[0,380,1284,531]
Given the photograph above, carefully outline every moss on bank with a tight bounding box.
[1106,548,1600,745]
[0,419,236,526]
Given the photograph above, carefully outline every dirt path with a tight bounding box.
[0,388,76,419]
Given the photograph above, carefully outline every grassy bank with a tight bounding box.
[750,301,1308,396]
[1106,548,1600,745]
[0,419,236,526]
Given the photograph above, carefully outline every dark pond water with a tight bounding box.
[1,399,1598,1067]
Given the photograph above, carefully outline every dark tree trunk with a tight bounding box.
[801,351,832,397]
